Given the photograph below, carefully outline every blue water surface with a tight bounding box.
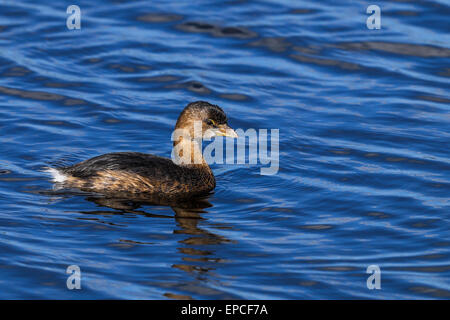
[0,0,449,299]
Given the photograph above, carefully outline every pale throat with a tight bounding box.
[172,136,207,167]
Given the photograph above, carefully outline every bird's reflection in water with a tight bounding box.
[76,192,232,298]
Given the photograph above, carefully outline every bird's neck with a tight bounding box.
[172,137,209,169]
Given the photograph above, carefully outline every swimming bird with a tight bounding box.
[47,101,238,199]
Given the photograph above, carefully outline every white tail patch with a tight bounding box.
[44,167,68,183]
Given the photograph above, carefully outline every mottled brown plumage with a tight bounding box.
[53,101,238,198]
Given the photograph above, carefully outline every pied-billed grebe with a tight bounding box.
[47,101,238,198]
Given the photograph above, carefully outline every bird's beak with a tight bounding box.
[216,124,239,138]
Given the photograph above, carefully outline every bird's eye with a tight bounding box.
[206,119,216,126]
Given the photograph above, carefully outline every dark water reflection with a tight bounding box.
[75,193,233,299]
